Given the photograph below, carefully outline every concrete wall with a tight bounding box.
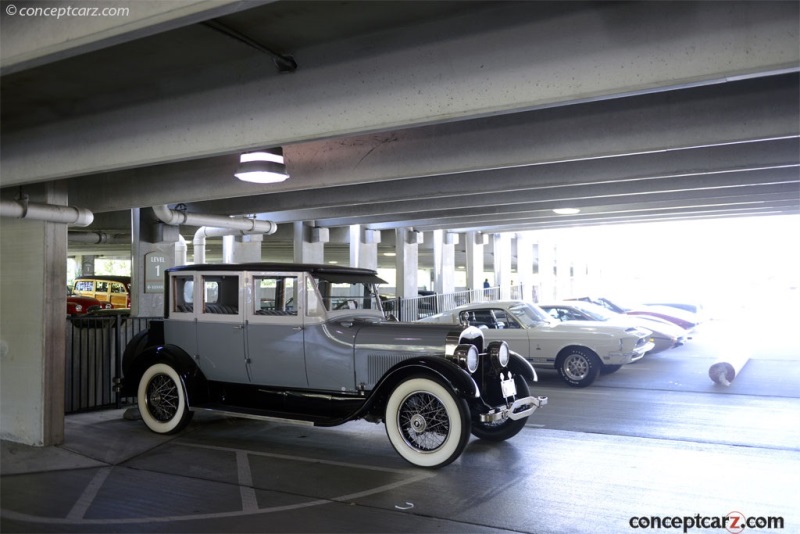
[0,185,67,445]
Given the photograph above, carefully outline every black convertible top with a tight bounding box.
[167,263,386,284]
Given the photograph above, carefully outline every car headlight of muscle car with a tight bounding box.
[487,340,510,370]
[450,343,480,373]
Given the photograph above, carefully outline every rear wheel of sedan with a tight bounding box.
[470,375,530,442]
[385,376,470,468]
[138,362,193,434]
[556,347,600,388]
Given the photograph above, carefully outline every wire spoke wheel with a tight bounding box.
[146,374,181,422]
[137,362,193,434]
[398,391,450,452]
[385,376,470,468]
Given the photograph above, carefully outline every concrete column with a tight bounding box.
[538,238,557,302]
[571,239,589,297]
[433,230,456,295]
[395,228,420,299]
[555,241,573,300]
[234,234,263,263]
[349,226,380,270]
[516,233,534,302]
[293,221,326,264]
[349,225,361,268]
[465,231,487,300]
[130,208,179,317]
[493,233,513,299]
[0,182,67,446]
[80,255,96,276]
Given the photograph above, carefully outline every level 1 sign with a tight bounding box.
[145,252,168,293]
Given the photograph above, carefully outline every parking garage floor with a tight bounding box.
[2,318,799,533]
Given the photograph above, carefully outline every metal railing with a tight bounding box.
[65,314,156,414]
[382,287,502,322]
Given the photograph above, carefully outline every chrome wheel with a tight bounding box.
[563,353,590,381]
[557,348,600,388]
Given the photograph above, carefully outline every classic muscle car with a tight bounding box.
[538,301,688,354]
[120,263,547,468]
[568,296,699,331]
[420,301,654,387]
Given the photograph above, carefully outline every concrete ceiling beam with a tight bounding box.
[3,1,797,185]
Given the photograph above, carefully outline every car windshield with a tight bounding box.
[508,303,552,327]
[570,301,616,321]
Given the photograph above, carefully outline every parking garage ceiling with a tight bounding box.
[1,1,799,266]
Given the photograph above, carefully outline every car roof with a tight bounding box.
[167,263,386,284]
[74,275,131,283]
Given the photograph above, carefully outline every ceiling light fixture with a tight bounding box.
[235,147,289,184]
[553,208,581,215]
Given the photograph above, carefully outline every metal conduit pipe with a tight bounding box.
[193,226,263,264]
[1,198,93,227]
[68,231,130,244]
[152,205,277,234]
[152,205,277,264]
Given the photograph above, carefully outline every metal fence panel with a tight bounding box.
[65,315,156,414]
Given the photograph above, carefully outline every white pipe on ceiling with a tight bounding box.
[1,199,93,227]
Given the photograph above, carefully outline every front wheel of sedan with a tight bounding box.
[556,348,600,388]
[470,376,530,442]
[385,376,470,468]
[137,362,193,434]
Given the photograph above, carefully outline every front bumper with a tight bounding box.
[606,340,655,364]
[480,395,548,422]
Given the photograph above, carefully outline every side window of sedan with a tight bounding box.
[253,276,298,316]
[202,275,239,315]
[172,276,194,313]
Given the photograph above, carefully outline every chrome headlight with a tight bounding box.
[487,341,510,370]
[452,343,480,374]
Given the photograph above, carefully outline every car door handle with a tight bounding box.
[293,326,303,331]
[234,324,245,330]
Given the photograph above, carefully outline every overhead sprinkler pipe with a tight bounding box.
[1,199,93,227]
[152,205,277,234]
[68,231,130,244]
[193,226,264,264]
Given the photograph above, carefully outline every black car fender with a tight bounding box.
[121,344,209,404]
[358,356,479,420]
[508,351,537,382]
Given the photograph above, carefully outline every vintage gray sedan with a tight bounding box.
[120,263,547,468]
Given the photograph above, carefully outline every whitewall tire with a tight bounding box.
[384,376,470,468]
[137,362,192,434]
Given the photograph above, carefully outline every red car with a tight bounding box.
[67,295,112,316]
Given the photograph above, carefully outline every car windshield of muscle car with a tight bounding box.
[121,263,547,468]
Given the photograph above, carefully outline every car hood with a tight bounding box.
[350,320,480,355]
[608,315,686,337]
[549,320,651,338]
